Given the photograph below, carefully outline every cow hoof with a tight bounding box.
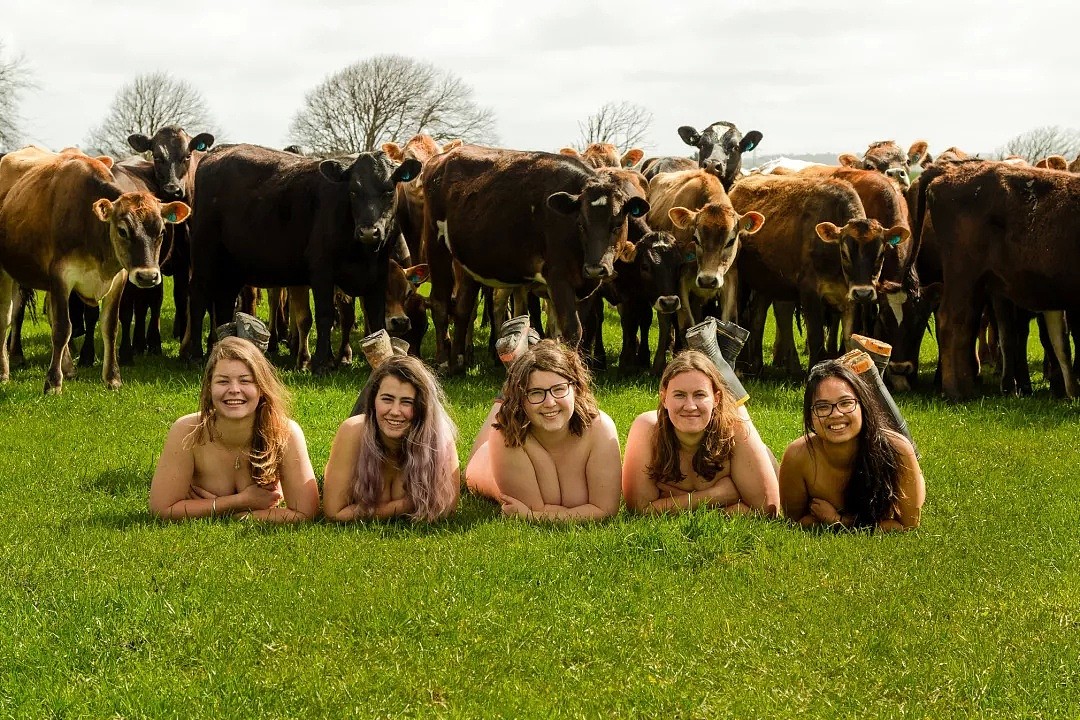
[44,381,62,395]
[105,378,122,391]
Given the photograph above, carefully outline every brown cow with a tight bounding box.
[558,143,644,170]
[839,139,929,190]
[422,145,649,373]
[914,159,1080,400]
[382,135,463,262]
[645,169,764,367]
[1035,155,1069,170]
[729,174,909,375]
[0,154,188,392]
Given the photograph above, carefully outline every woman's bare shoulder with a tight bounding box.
[629,410,659,432]
[169,413,201,436]
[782,433,813,461]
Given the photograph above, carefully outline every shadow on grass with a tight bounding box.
[83,468,151,498]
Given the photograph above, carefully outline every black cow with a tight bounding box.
[180,144,420,373]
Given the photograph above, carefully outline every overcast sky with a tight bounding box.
[4,0,1079,160]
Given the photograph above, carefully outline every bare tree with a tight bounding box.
[85,71,219,156]
[0,42,34,151]
[577,101,653,151]
[998,125,1080,164]
[289,54,498,154]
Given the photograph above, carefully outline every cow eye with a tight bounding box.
[117,226,129,238]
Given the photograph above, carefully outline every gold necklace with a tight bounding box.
[234,453,242,470]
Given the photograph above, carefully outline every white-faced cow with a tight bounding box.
[641,121,763,191]
[421,144,649,373]
[839,140,929,191]
[0,153,188,393]
[180,144,420,373]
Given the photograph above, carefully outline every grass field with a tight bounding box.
[1,282,1079,719]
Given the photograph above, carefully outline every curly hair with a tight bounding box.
[648,350,739,485]
[494,339,599,448]
[803,360,903,527]
[185,337,291,487]
[351,355,458,522]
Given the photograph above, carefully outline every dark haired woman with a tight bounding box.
[323,355,459,522]
[149,337,319,522]
[779,360,925,530]
[621,350,779,515]
[465,339,622,521]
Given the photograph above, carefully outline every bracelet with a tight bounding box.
[212,498,218,517]
[688,491,694,507]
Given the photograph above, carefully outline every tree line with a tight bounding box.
[1,42,1078,164]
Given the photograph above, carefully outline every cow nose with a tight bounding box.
[387,315,411,334]
[696,273,719,289]
[656,296,681,313]
[357,226,383,244]
[584,264,609,279]
[703,159,724,175]
[163,183,182,198]
[132,268,162,287]
[851,287,876,303]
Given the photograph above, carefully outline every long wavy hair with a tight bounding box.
[494,339,599,448]
[803,360,902,527]
[351,355,458,522]
[185,337,291,486]
[648,350,739,485]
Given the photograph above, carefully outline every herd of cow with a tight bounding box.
[0,120,1078,401]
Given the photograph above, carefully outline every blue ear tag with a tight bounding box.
[684,251,696,262]
[745,141,756,152]
[196,142,206,151]
[166,212,177,222]
[888,236,901,247]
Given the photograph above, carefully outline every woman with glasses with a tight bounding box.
[779,360,925,530]
[621,350,780,515]
[465,339,622,521]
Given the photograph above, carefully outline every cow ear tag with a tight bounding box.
[195,142,207,151]
[166,212,177,222]
[888,235,901,247]
[684,251,696,262]
[630,204,645,217]
[744,141,756,151]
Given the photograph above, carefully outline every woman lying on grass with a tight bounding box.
[323,355,459,522]
[779,360,925,531]
[149,337,319,522]
[466,339,622,521]
[621,350,780,515]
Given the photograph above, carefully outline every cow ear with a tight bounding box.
[128,134,151,153]
[161,201,191,224]
[740,131,763,153]
[815,222,842,243]
[547,191,581,215]
[95,155,115,169]
[392,159,422,184]
[625,197,649,218]
[442,139,463,152]
[404,264,430,286]
[319,159,350,183]
[740,211,765,235]
[677,126,701,147]
[615,239,637,263]
[92,198,114,222]
[621,148,644,167]
[189,133,215,153]
[668,207,695,230]
[558,147,580,158]
[838,153,861,168]
[907,140,929,167]
[382,142,405,162]
[885,225,910,246]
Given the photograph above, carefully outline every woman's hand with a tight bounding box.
[500,494,532,518]
[809,498,841,525]
[188,485,217,501]
[237,482,284,511]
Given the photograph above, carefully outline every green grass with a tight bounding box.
[1,281,1079,719]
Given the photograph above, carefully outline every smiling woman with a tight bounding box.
[322,355,459,522]
[621,350,779,516]
[465,339,623,522]
[148,337,320,522]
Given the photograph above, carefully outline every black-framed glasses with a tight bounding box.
[811,397,859,418]
[526,382,571,404]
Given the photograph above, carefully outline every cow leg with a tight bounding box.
[132,288,149,356]
[288,287,313,371]
[146,282,164,355]
[489,287,513,362]
[1042,311,1076,399]
[450,275,481,374]
[0,273,14,383]
[45,286,74,394]
[618,302,640,372]
[170,225,191,340]
[743,294,770,378]
[308,279,336,375]
[266,288,286,354]
[7,287,31,367]
[802,295,828,369]
[637,305,654,369]
[239,286,258,316]
[527,293,544,339]
[938,283,983,401]
[99,272,125,390]
[118,285,135,366]
[180,260,211,363]
[719,270,739,323]
[78,301,100,369]
[770,301,801,377]
[976,305,999,376]
[992,297,1030,397]
[549,280,583,351]
[336,292,355,366]
[577,293,606,371]
[652,305,673,376]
